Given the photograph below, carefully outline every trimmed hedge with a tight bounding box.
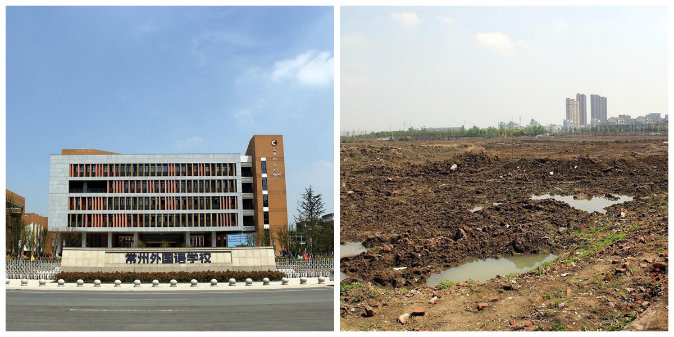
[53,270,285,283]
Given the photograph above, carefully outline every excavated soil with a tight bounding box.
[340,136,667,331]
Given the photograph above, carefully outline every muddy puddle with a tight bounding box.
[427,253,557,286]
[341,242,367,258]
[531,194,633,214]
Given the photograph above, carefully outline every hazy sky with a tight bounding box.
[7,6,334,220]
[341,6,668,132]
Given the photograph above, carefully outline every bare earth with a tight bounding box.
[340,135,668,331]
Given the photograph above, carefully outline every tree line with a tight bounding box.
[342,124,667,141]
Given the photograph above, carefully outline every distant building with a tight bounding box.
[645,113,664,124]
[617,114,632,125]
[590,94,607,123]
[565,98,580,125]
[576,93,587,125]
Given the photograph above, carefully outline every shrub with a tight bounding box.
[436,280,456,290]
[340,281,361,293]
[53,270,285,283]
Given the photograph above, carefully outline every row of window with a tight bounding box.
[69,163,238,178]
[68,212,239,228]
[262,159,269,225]
[69,179,239,194]
[68,196,240,211]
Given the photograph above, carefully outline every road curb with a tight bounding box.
[5,278,334,291]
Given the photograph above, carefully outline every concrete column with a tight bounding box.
[185,232,191,246]
[56,232,62,256]
[108,232,113,248]
[81,232,87,248]
[133,232,139,246]
[211,232,216,248]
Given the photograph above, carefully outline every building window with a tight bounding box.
[261,161,267,174]
[262,177,268,190]
[263,212,269,225]
[263,194,268,207]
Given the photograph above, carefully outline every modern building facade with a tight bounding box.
[48,135,288,253]
[591,94,607,123]
[6,189,53,257]
[576,93,587,125]
[565,98,580,125]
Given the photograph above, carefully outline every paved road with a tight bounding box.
[6,287,333,331]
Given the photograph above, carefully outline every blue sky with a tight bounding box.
[341,6,668,131]
[7,6,334,221]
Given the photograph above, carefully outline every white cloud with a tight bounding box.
[475,32,518,56]
[392,12,420,28]
[271,50,334,87]
[436,16,455,25]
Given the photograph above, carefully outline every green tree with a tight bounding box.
[63,227,82,248]
[7,217,27,257]
[34,226,48,258]
[294,186,333,256]
[22,228,35,257]
[273,225,290,255]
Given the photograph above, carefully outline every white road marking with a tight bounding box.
[69,309,178,312]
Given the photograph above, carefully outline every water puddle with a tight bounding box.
[340,242,368,258]
[340,272,348,281]
[531,194,633,214]
[469,206,483,213]
[427,253,557,286]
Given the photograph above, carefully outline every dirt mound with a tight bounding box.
[340,137,668,287]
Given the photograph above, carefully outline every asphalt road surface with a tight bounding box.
[6,287,333,331]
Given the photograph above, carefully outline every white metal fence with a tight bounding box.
[6,258,334,280]
[6,260,62,280]
[275,257,333,278]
